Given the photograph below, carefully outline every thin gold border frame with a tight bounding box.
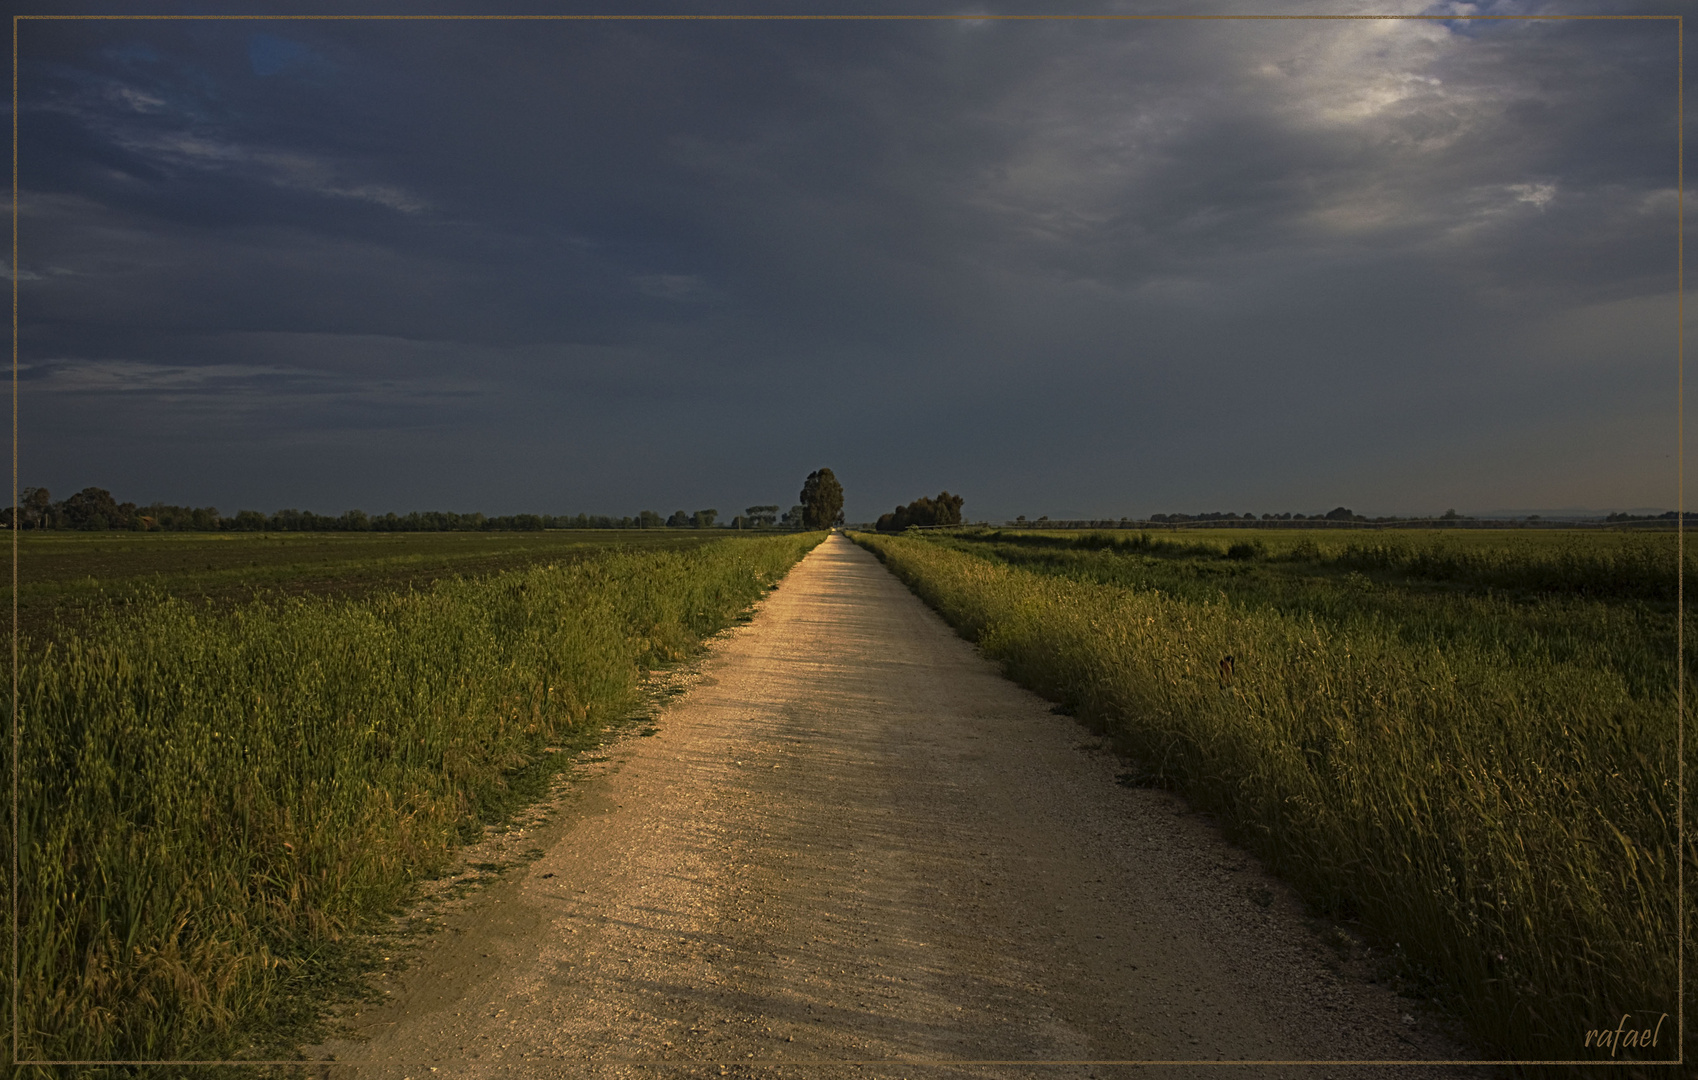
[7,10,1685,1071]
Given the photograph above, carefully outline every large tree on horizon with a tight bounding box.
[799,469,844,530]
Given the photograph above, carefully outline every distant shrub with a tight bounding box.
[1288,538,1322,562]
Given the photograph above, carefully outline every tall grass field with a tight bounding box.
[853,528,1686,1067]
[7,531,823,1068]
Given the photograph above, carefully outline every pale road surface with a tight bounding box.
[308,534,1483,1079]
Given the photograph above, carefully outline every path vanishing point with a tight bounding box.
[307,534,1479,1079]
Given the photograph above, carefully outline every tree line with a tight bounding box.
[1146,507,1366,523]
[876,491,964,532]
[4,487,820,533]
[1015,508,1438,525]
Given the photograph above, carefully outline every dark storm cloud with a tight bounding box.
[15,0,1684,519]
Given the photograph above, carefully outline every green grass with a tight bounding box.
[6,531,825,1072]
[940,529,1686,701]
[853,528,1686,1069]
[965,526,1687,600]
[6,529,735,642]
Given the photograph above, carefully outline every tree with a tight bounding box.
[692,508,718,528]
[936,491,963,525]
[744,504,779,528]
[21,486,50,529]
[799,468,844,529]
[1324,506,1355,521]
[875,490,964,532]
[667,510,691,527]
[60,487,131,530]
[639,510,664,528]
[780,505,806,528]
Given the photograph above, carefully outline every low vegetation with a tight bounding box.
[852,527,1687,1066]
[7,532,824,1068]
[963,526,1691,602]
[8,528,731,643]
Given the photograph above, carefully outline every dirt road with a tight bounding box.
[307,534,1480,1078]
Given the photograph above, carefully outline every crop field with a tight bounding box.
[852,527,1689,1064]
[7,530,825,1068]
[6,528,733,641]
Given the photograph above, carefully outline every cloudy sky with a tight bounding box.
[13,0,1687,521]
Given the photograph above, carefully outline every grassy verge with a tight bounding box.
[7,532,824,1071]
[852,530,1685,1068]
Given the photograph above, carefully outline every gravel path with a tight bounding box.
[306,534,1484,1079]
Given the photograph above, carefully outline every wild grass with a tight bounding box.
[6,532,823,1070]
[854,530,1685,1068]
[7,528,730,642]
[939,531,1686,702]
[961,527,1687,601]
